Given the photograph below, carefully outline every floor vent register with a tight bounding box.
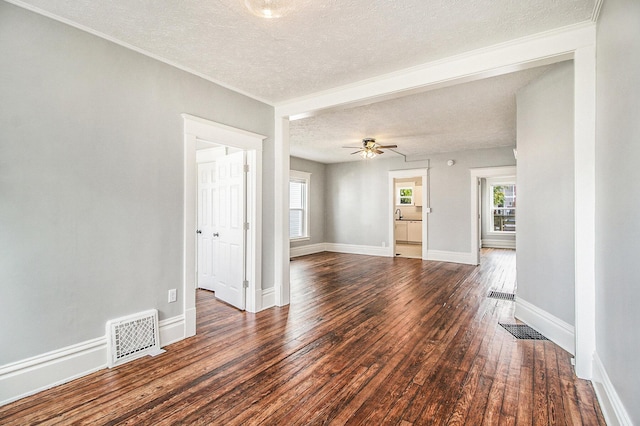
[499,323,549,340]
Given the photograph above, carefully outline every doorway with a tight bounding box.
[183,114,266,338]
[196,144,247,310]
[388,168,429,260]
[469,166,517,265]
[393,176,424,258]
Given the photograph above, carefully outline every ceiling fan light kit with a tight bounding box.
[344,138,398,160]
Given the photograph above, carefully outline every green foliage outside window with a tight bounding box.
[493,186,505,207]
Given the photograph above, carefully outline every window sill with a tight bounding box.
[486,231,516,236]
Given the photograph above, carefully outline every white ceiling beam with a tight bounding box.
[275,21,595,120]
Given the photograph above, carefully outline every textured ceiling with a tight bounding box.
[15,0,595,103]
[289,65,556,163]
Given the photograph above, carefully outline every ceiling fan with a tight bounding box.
[343,138,398,159]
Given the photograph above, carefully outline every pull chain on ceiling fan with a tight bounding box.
[342,138,398,159]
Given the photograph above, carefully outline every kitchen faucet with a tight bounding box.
[395,208,402,220]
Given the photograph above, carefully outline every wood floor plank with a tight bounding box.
[0,249,605,425]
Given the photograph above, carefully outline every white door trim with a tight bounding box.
[388,169,429,260]
[274,23,596,379]
[469,166,517,265]
[182,114,265,339]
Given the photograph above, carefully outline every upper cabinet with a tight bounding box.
[414,186,423,207]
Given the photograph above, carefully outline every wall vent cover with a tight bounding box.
[499,323,548,340]
[106,309,165,368]
[488,290,516,301]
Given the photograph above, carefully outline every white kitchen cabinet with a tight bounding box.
[395,221,407,241]
[408,221,422,243]
[414,186,423,207]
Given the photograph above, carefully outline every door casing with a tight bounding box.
[183,114,265,339]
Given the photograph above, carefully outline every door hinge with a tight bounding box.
[244,223,250,230]
[243,164,249,173]
[243,280,249,288]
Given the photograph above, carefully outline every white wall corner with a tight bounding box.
[592,353,633,426]
[184,307,197,338]
[0,316,187,407]
[324,243,393,258]
[515,298,575,355]
[290,243,327,258]
[261,287,276,311]
[426,250,477,265]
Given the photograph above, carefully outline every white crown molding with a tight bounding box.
[3,0,274,106]
[591,0,605,23]
[592,353,633,426]
[515,298,575,355]
[0,315,185,407]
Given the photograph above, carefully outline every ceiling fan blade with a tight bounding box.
[351,150,364,155]
[376,144,398,149]
[374,149,384,154]
[343,146,363,149]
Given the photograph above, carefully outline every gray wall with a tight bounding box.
[595,0,640,421]
[325,147,516,252]
[515,62,575,326]
[0,2,274,365]
[290,156,326,247]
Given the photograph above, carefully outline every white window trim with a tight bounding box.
[289,170,311,241]
[486,177,516,236]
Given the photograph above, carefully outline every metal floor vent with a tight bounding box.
[488,290,516,301]
[499,323,549,340]
[106,309,165,368]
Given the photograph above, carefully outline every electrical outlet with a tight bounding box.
[168,289,177,303]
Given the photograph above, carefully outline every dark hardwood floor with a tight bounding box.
[0,249,605,425]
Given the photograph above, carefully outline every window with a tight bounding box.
[289,170,311,240]
[397,186,414,205]
[490,183,516,232]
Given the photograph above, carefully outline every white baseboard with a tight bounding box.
[324,243,392,257]
[592,353,633,426]
[159,314,186,346]
[290,243,326,258]
[290,243,476,265]
[0,337,108,407]
[515,298,575,355]
[261,287,275,310]
[184,307,196,338]
[481,238,516,249]
[426,250,476,265]
[0,314,186,407]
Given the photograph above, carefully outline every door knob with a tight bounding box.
[196,230,202,234]
[213,233,220,237]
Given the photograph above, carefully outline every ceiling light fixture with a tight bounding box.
[244,0,290,18]
[360,149,376,159]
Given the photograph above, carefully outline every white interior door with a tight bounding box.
[197,162,216,291]
[212,150,246,310]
